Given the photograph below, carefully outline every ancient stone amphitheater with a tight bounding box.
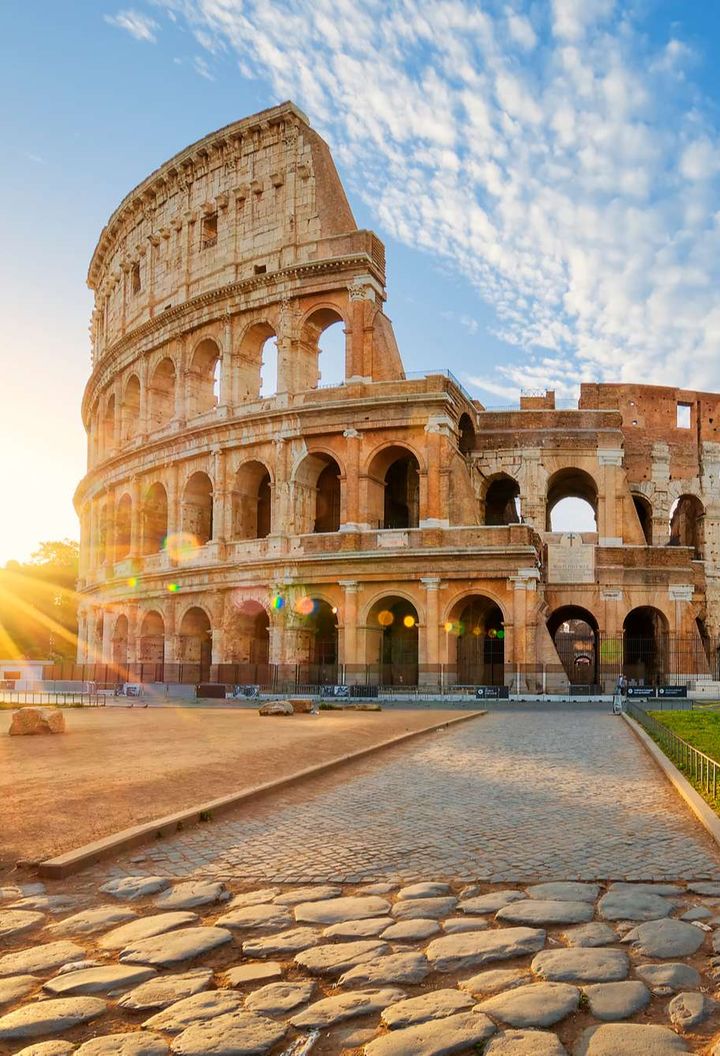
[75,101,720,694]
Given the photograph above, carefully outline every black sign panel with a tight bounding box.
[475,686,510,699]
[321,685,350,698]
[657,685,688,698]
[627,686,657,698]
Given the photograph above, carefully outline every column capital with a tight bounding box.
[339,579,359,592]
[421,576,441,590]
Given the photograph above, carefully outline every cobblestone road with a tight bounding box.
[101,705,720,884]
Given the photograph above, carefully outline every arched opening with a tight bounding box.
[448,596,505,685]
[547,606,599,686]
[226,600,270,666]
[294,453,342,534]
[148,358,176,430]
[458,413,476,455]
[112,614,129,678]
[102,395,116,456]
[122,375,141,442]
[669,494,704,558]
[178,606,212,680]
[182,471,213,545]
[623,606,669,685]
[368,446,421,530]
[484,475,521,526]
[188,338,220,417]
[300,308,346,390]
[633,494,653,545]
[368,596,419,686]
[260,335,278,398]
[142,482,168,555]
[547,468,598,532]
[137,610,165,663]
[300,599,339,683]
[115,493,132,561]
[233,461,272,540]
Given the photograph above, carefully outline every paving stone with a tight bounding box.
[242,928,319,958]
[324,918,394,939]
[292,987,406,1029]
[339,951,429,986]
[358,884,396,896]
[526,883,599,903]
[573,1023,689,1054]
[225,889,280,909]
[216,905,293,931]
[458,968,531,996]
[390,897,457,921]
[75,1036,169,1055]
[668,991,714,1031]
[582,981,650,1020]
[99,912,198,950]
[336,1024,377,1048]
[457,891,525,915]
[531,948,629,983]
[144,991,244,1033]
[170,1011,286,1055]
[44,964,157,996]
[496,900,593,926]
[623,919,705,958]
[688,882,720,896]
[9,897,83,915]
[154,881,228,911]
[476,982,579,1027]
[295,940,388,976]
[100,877,171,901]
[380,919,440,941]
[0,942,86,978]
[426,927,546,973]
[294,896,390,925]
[396,883,451,900]
[223,964,283,988]
[484,1029,568,1056]
[364,1010,496,1056]
[49,906,138,936]
[442,917,489,934]
[0,997,106,1040]
[119,926,232,966]
[0,910,45,941]
[14,1044,75,1056]
[597,889,675,922]
[244,981,315,1015]
[0,974,38,1007]
[56,961,102,975]
[608,883,684,897]
[635,963,701,995]
[381,989,474,1029]
[273,885,341,905]
[119,970,213,1011]
[561,924,617,948]
[680,906,712,921]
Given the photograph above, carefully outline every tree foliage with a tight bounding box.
[0,540,79,660]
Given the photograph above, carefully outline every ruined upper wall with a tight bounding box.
[87,102,382,360]
[579,382,720,483]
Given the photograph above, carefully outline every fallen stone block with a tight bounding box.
[9,708,65,736]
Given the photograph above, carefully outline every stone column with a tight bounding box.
[166,463,179,542]
[340,580,359,674]
[421,418,453,527]
[341,429,361,529]
[212,447,226,543]
[421,577,441,674]
[76,608,88,663]
[598,449,623,545]
[101,610,113,664]
[509,568,540,691]
[129,476,142,559]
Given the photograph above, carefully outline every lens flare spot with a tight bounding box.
[165,531,201,563]
[403,614,416,628]
[270,594,285,611]
[166,582,180,593]
[296,595,315,616]
[377,609,394,627]
[127,577,138,589]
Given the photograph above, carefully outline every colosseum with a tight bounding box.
[74,101,720,696]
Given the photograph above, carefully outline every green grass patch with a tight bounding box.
[647,709,720,762]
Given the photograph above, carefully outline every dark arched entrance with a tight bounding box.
[624,607,669,685]
[453,596,505,685]
[548,606,599,686]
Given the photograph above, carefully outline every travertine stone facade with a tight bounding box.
[76,102,720,691]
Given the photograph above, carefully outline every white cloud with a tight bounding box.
[105,8,159,42]
[154,0,720,395]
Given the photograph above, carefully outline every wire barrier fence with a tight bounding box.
[0,690,106,707]
[626,701,720,806]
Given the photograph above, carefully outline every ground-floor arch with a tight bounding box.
[624,606,669,685]
[547,606,599,686]
[111,614,129,677]
[178,606,212,680]
[444,594,505,685]
[366,595,419,686]
[137,610,165,663]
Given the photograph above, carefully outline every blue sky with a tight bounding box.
[2,0,720,562]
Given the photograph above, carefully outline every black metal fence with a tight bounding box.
[0,690,105,707]
[626,701,720,803]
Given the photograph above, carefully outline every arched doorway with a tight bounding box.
[368,447,421,530]
[182,472,213,545]
[368,596,419,686]
[624,607,668,685]
[188,339,220,417]
[112,614,129,680]
[484,475,521,525]
[632,494,653,545]
[306,599,338,684]
[299,308,346,389]
[115,493,132,561]
[547,607,599,686]
[547,468,598,532]
[458,413,476,455]
[449,596,505,685]
[142,483,167,555]
[669,495,704,558]
[137,611,165,664]
[149,358,176,429]
[178,607,212,681]
[102,395,116,456]
[224,600,270,683]
[294,453,342,534]
[122,375,141,442]
[233,461,272,539]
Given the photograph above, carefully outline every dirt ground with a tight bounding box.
[0,705,455,875]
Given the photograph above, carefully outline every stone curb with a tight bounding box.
[623,712,720,849]
[38,709,487,879]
